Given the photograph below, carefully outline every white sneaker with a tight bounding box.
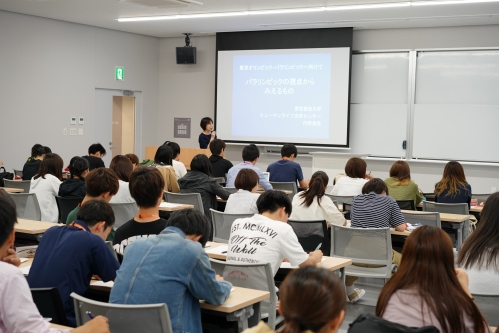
[348,288,366,304]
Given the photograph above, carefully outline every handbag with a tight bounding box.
[0,167,14,187]
[348,314,440,333]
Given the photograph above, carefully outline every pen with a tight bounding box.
[86,311,94,320]
[315,243,322,251]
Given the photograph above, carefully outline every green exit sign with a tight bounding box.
[115,67,124,81]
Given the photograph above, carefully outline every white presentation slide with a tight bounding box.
[216,47,351,147]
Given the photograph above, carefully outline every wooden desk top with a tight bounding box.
[390,229,411,237]
[470,206,483,213]
[15,219,60,234]
[50,323,73,330]
[401,210,469,223]
[200,287,269,313]
[2,187,24,193]
[19,257,33,268]
[158,202,194,212]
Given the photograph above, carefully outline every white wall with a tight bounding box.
[0,11,159,168]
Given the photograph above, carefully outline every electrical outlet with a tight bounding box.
[70,128,77,136]
[492,187,497,193]
[63,128,67,135]
[78,128,83,136]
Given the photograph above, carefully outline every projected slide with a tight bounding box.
[217,48,350,147]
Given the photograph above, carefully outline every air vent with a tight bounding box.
[119,0,202,8]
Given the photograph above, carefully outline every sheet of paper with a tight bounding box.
[19,258,28,263]
[92,281,115,288]
[159,202,183,208]
[280,258,326,269]
[20,265,31,275]
[205,245,228,255]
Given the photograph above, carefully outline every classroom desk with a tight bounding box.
[470,206,483,213]
[2,187,24,193]
[158,202,194,212]
[50,323,73,330]
[15,219,59,234]
[217,189,292,202]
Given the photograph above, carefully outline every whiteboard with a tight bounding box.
[413,51,499,162]
[350,52,409,157]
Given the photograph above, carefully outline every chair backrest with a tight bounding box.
[71,293,172,333]
[13,169,24,178]
[342,203,352,220]
[223,187,238,195]
[328,195,355,205]
[470,293,499,326]
[110,202,139,229]
[55,196,84,223]
[422,201,469,215]
[8,193,41,221]
[164,192,203,213]
[31,288,68,325]
[473,194,491,204]
[331,225,392,278]
[210,259,281,329]
[212,177,225,185]
[287,219,330,255]
[269,182,297,201]
[4,179,31,193]
[422,193,436,202]
[209,209,252,243]
[396,199,416,211]
[402,211,441,228]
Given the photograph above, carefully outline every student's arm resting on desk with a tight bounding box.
[321,196,346,227]
[210,182,231,201]
[389,199,407,232]
[188,251,232,305]
[281,229,320,267]
[256,169,273,191]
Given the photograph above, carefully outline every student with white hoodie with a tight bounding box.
[29,153,63,222]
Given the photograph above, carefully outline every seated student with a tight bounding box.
[384,160,423,207]
[0,196,111,333]
[377,226,491,333]
[178,154,230,218]
[28,200,120,327]
[244,266,346,333]
[209,139,233,181]
[435,161,472,208]
[267,144,309,188]
[165,141,187,179]
[83,143,106,170]
[66,168,119,242]
[109,155,134,203]
[458,192,499,295]
[113,167,168,261]
[198,116,216,149]
[227,190,323,277]
[330,157,373,196]
[125,153,139,169]
[22,144,49,180]
[290,171,345,227]
[347,178,406,304]
[224,168,260,215]
[29,153,63,222]
[226,144,273,190]
[58,156,89,198]
[110,209,232,333]
[152,144,180,193]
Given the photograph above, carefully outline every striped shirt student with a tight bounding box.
[351,192,406,229]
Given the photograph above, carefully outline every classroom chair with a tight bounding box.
[3,179,31,193]
[422,193,436,202]
[471,292,499,327]
[110,202,139,229]
[164,191,203,213]
[327,195,355,205]
[31,288,68,326]
[212,177,226,185]
[402,211,441,228]
[209,259,283,330]
[395,199,416,211]
[223,187,238,195]
[55,196,84,224]
[13,169,24,178]
[342,203,352,220]
[71,293,172,333]
[7,192,41,221]
[287,219,330,255]
[331,225,394,282]
[209,209,252,243]
[269,181,297,201]
[422,201,471,245]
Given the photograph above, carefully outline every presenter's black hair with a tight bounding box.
[257,190,292,216]
[166,209,211,246]
[281,144,298,158]
[88,143,106,156]
[242,144,260,162]
[200,117,213,130]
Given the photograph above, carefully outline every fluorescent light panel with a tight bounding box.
[117,0,499,22]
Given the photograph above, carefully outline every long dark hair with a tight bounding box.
[34,153,63,181]
[190,154,213,177]
[68,156,89,179]
[458,192,499,272]
[376,225,487,333]
[280,266,345,333]
[299,171,328,208]
[154,145,173,166]
[435,161,469,198]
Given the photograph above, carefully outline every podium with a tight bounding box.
[145,146,211,170]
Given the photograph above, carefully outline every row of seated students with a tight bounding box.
[1,184,498,332]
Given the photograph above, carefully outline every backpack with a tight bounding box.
[0,167,14,187]
[348,314,440,333]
